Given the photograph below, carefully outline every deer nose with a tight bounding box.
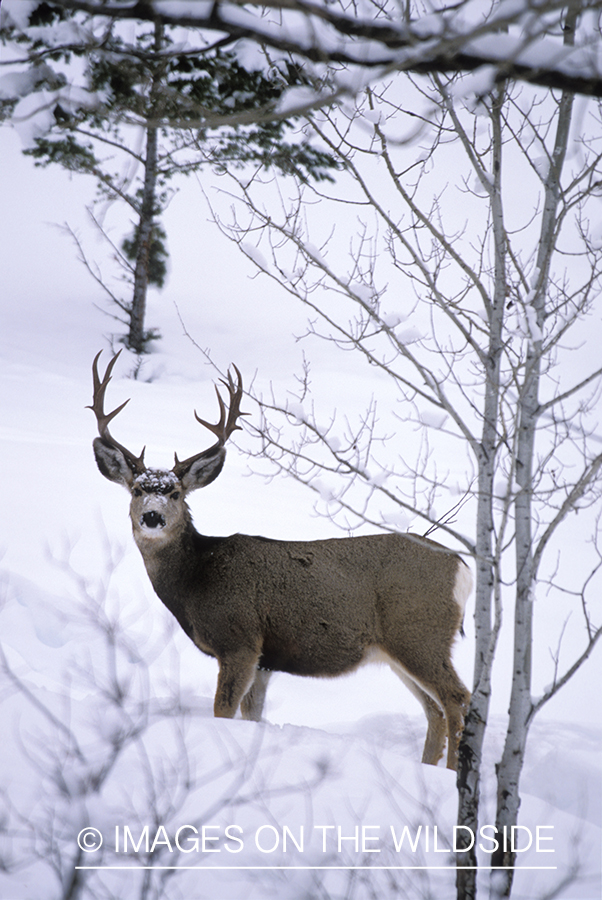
[141,511,166,529]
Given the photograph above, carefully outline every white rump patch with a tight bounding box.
[453,562,473,614]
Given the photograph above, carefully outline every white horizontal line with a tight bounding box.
[76,865,558,871]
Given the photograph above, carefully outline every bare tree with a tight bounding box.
[206,26,602,899]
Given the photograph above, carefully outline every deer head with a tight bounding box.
[89,350,247,547]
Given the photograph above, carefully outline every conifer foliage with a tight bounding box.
[1,1,339,352]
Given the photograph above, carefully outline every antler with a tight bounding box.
[89,350,146,475]
[172,365,248,478]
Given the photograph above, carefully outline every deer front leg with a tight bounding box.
[214,649,261,718]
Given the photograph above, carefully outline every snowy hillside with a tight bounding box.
[1,107,601,900]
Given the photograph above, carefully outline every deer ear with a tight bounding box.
[93,437,135,488]
[181,447,226,494]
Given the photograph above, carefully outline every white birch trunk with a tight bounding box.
[491,14,576,890]
[456,85,506,900]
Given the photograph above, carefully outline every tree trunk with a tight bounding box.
[456,85,506,900]
[491,13,576,891]
[127,21,163,354]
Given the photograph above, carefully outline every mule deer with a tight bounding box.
[90,351,471,769]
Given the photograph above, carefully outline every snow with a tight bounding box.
[0,65,57,100]
[26,20,92,47]
[11,84,103,148]
[462,31,602,84]
[1,19,601,899]
[241,240,269,271]
[304,241,327,266]
[286,402,306,422]
[524,302,543,343]
[380,509,413,529]
[396,325,423,344]
[11,89,59,147]
[420,408,448,429]
[362,108,383,125]
[450,65,497,102]
[134,469,180,492]
[381,311,408,327]
[153,0,215,18]
[533,156,550,180]
[312,477,335,501]
[233,39,271,74]
[275,85,322,116]
[0,0,38,29]
[350,282,377,304]
[130,0,602,97]
[333,65,377,96]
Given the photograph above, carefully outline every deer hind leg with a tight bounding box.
[436,670,471,770]
[388,663,448,767]
[214,648,261,719]
[240,668,271,721]
[385,654,470,770]
[409,664,470,770]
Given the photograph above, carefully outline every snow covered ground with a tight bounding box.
[1,110,600,900]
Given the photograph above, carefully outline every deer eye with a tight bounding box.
[170,491,180,501]
[133,488,142,497]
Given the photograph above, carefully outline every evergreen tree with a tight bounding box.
[1,2,339,352]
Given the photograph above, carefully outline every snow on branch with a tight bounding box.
[43,0,602,99]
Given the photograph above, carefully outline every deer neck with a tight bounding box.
[133,515,223,603]
[134,516,191,582]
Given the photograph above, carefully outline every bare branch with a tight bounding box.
[46,0,602,98]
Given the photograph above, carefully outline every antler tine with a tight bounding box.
[88,350,146,475]
[198,364,248,442]
[194,387,228,441]
[221,364,248,439]
[90,350,129,434]
[172,365,248,477]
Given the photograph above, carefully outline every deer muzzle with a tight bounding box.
[141,510,166,529]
